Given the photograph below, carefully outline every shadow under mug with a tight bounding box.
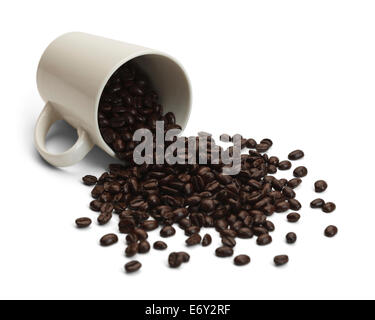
[35,32,192,167]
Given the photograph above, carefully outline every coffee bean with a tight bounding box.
[75,217,92,228]
[293,166,308,178]
[286,232,297,244]
[265,221,275,232]
[324,225,338,237]
[322,202,336,213]
[185,226,200,236]
[160,226,176,238]
[287,178,302,189]
[91,185,104,199]
[125,242,138,257]
[133,228,148,240]
[153,241,167,250]
[287,212,301,223]
[314,180,328,193]
[288,150,304,161]
[261,138,273,146]
[168,252,184,268]
[186,233,202,246]
[100,202,113,214]
[288,199,302,211]
[100,233,118,246]
[237,227,253,239]
[256,234,272,246]
[234,255,251,266]
[138,240,151,253]
[82,175,97,186]
[215,246,234,257]
[268,156,279,166]
[282,187,296,199]
[256,143,270,152]
[202,234,212,247]
[141,220,159,231]
[310,198,325,208]
[275,201,290,213]
[90,200,102,212]
[125,260,142,273]
[278,160,292,170]
[97,212,112,225]
[222,236,236,248]
[274,255,289,266]
[245,138,257,148]
[178,252,190,263]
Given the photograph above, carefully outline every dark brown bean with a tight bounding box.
[274,255,289,266]
[221,236,236,248]
[215,246,234,257]
[168,252,183,268]
[293,166,308,178]
[82,175,97,186]
[138,240,151,253]
[287,212,301,223]
[310,198,325,208]
[75,217,92,228]
[286,232,297,244]
[278,160,292,170]
[160,226,176,238]
[256,234,272,246]
[288,199,302,211]
[153,241,167,250]
[322,202,336,213]
[314,180,328,193]
[324,225,338,237]
[125,242,138,257]
[202,234,212,247]
[186,233,202,246]
[97,212,112,225]
[125,260,142,273]
[287,178,302,189]
[100,233,118,246]
[288,150,304,161]
[234,255,251,266]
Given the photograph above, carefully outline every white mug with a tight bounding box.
[35,32,192,167]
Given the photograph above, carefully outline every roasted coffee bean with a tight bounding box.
[322,202,336,213]
[287,178,302,189]
[168,252,184,268]
[100,233,118,246]
[153,241,167,250]
[97,212,112,225]
[119,218,136,234]
[100,202,114,214]
[82,175,97,186]
[286,232,297,244]
[160,226,176,238]
[274,255,289,266]
[125,242,138,257]
[185,226,200,236]
[222,236,236,248]
[314,180,328,193]
[215,246,234,257]
[202,234,212,247]
[91,185,104,199]
[293,166,308,178]
[256,143,270,152]
[282,187,296,199]
[75,217,92,228]
[278,160,292,170]
[264,221,275,232]
[133,228,148,241]
[253,227,268,236]
[141,220,159,231]
[221,229,237,238]
[138,240,151,253]
[256,234,272,246]
[234,255,251,266]
[178,252,190,263]
[275,201,290,213]
[245,138,257,148]
[125,260,142,273]
[261,138,273,146]
[324,225,338,237]
[288,199,302,211]
[268,156,279,166]
[237,227,253,239]
[126,233,138,244]
[90,200,103,212]
[186,233,202,246]
[288,150,304,161]
[310,198,325,208]
[287,212,301,223]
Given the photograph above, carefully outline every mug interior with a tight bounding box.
[95,53,192,157]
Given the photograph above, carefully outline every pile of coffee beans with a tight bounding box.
[75,61,338,273]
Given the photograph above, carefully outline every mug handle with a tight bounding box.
[34,102,94,167]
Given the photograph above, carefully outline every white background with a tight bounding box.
[1,0,374,300]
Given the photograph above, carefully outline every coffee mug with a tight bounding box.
[35,32,192,167]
